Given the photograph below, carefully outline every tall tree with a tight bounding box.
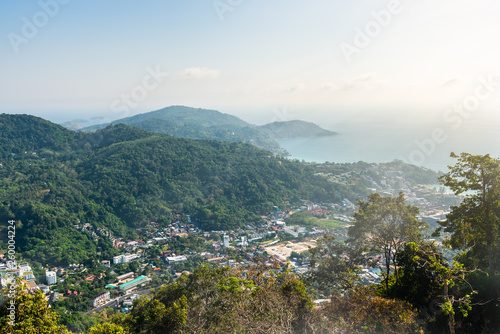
[394,242,477,334]
[0,279,69,333]
[308,235,359,295]
[347,192,427,296]
[438,152,500,276]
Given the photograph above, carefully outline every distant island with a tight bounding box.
[74,105,337,154]
[259,120,337,139]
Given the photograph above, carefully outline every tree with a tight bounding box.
[438,152,500,276]
[387,241,443,310]
[320,286,423,334]
[347,192,427,296]
[87,323,127,334]
[0,278,70,333]
[393,242,477,334]
[308,235,359,295]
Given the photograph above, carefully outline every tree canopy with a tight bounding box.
[348,192,428,295]
[437,152,500,275]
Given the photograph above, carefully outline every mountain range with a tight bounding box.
[76,106,337,153]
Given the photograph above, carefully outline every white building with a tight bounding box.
[46,271,57,285]
[91,291,111,308]
[223,234,230,248]
[123,253,139,263]
[22,271,35,281]
[166,255,188,264]
[113,253,139,265]
[18,263,31,272]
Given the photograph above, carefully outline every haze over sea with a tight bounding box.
[275,115,500,173]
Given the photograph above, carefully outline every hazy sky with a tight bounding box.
[1,0,499,125]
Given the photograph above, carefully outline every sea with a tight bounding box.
[277,118,500,173]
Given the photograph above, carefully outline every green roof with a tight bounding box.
[119,275,147,289]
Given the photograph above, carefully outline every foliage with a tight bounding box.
[0,278,70,333]
[385,241,443,310]
[437,152,500,275]
[109,264,315,333]
[0,115,344,266]
[87,322,128,334]
[307,235,359,295]
[319,286,423,334]
[347,192,428,295]
[81,105,283,153]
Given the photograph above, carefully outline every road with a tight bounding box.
[88,288,154,314]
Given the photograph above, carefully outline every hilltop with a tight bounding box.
[78,106,336,153]
[258,120,337,139]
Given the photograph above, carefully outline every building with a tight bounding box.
[101,260,110,267]
[22,271,35,281]
[116,272,135,283]
[46,271,57,285]
[25,281,38,292]
[118,275,149,292]
[38,285,50,294]
[223,234,230,247]
[113,253,139,265]
[18,262,31,272]
[90,291,111,308]
[166,255,188,265]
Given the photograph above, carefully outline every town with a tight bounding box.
[0,160,460,319]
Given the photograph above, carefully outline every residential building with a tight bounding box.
[116,272,135,283]
[38,285,50,294]
[113,253,139,264]
[166,255,188,264]
[46,271,57,285]
[22,271,35,281]
[90,291,111,308]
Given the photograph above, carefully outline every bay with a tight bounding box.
[277,120,500,173]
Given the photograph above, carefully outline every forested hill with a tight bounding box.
[80,105,283,153]
[258,120,337,139]
[0,115,342,266]
[78,106,337,153]
[0,113,85,158]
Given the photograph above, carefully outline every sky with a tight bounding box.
[1,0,499,126]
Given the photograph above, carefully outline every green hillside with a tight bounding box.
[258,120,337,139]
[81,106,283,153]
[79,106,338,153]
[0,114,84,158]
[0,116,341,266]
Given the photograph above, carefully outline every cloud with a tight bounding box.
[175,67,220,79]
[317,73,385,92]
[268,83,308,93]
[342,73,382,91]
